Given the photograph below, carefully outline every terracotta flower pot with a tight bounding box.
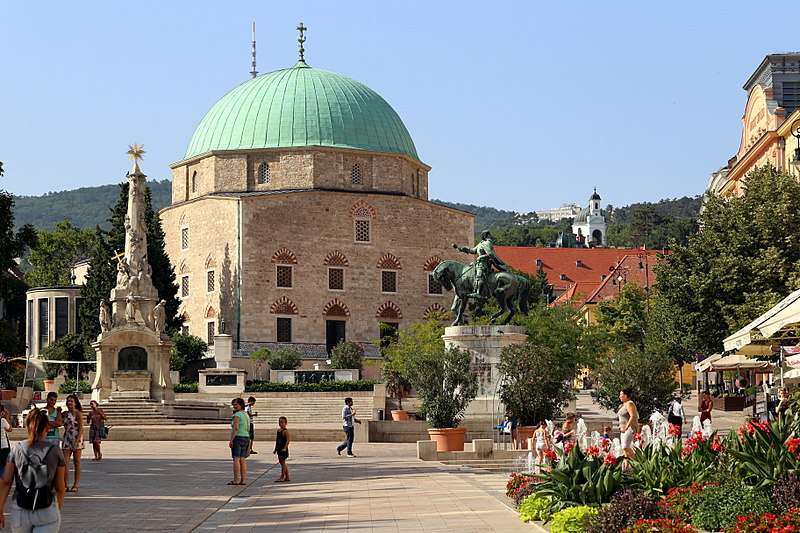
[0,389,16,400]
[516,426,536,449]
[43,380,57,393]
[391,409,410,421]
[427,427,466,452]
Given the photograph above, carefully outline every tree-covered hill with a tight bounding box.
[13,183,702,250]
[13,179,171,230]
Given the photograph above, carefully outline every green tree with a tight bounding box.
[26,220,94,287]
[405,343,477,429]
[0,160,36,357]
[78,227,116,340]
[595,284,648,350]
[169,332,208,372]
[330,341,364,370]
[267,347,302,370]
[499,341,576,425]
[40,333,94,380]
[591,349,676,419]
[652,166,800,359]
[250,347,270,380]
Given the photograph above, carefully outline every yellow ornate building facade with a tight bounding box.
[710,53,800,196]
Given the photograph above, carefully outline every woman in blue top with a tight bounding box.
[228,398,250,485]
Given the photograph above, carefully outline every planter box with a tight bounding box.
[712,395,746,411]
[0,390,16,400]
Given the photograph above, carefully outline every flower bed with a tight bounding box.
[506,405,800,532]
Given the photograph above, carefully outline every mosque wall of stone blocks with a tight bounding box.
[237,191,473,348]
[170,148,429,203]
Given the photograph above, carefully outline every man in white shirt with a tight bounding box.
[336,397,361,458]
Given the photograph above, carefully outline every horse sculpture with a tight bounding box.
[432,260,531,326]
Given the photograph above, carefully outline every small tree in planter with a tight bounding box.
[499,341,577,446]
[330,341,364,371]
[407,345,478,451]
[383,356,412,419]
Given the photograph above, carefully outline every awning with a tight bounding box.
[695,353,722,373]
[786,354,800,369]
[784,368,800,382]
[723,288,800,353]
[710,353,773,371]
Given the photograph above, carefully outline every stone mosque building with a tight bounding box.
[159,30,474,358]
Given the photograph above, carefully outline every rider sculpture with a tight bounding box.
[452,230,508,300]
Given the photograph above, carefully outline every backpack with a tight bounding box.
[14,443,55,511]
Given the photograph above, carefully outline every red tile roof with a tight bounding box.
[495,246,663,292]
[584,253,661,305]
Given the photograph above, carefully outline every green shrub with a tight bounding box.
[518,494,553,523]
[173,382,198,393]
[170,333,208,371]
[267,347,302,370]
[687,480,773,531]
[406,345,477,428]
[535,446,623,514]
[550,505,598,533]
[58,379,92,394]
[41,333,94,379]
[244,380,375,393]
[329,341,364,370]
[586,489,664,533]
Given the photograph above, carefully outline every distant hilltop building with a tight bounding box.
[570,189,607,247]
[708,52,800,196]
[535,203,581,222]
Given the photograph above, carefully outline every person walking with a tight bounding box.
[336,397,361,458]
[245,397,258,455]
[667,395,685,435]
[43,393,62,445]
[699,391,713,425]
[0,405,12,478]
[0,408,66,532]
[560,413,577,446]
[61,395,84,493]
[618,388,639,461]
[86,401,106,461]
[273,417,290,483]
[228,398,250,486]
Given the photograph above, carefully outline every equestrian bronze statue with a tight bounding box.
[433,230,531,326]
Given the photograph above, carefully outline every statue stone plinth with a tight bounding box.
[443,325,527,405]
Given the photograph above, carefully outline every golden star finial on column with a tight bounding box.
[127,144,145,173]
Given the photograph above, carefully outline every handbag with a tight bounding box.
[99,425,109,439]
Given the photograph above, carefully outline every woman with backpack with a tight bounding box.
[0,408,66,531]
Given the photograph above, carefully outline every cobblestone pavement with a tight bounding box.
[51,441,531,532]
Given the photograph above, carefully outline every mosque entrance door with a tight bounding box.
[326,320,346,354]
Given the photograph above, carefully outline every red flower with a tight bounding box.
[787,438,800,458]
[564,441,575,455]
[710,437,723,453]
[600,438,611,451]
[543,449,557,462]
[668,424,682,437]
[603,453,618,466]
[633,432,642,442]
[587,445,601,457]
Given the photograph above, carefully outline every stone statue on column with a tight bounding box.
[99,300,111,332]
[150,300,166,337]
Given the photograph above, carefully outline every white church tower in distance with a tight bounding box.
[571,189,607,247]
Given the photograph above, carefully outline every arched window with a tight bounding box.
[257,162,270,184]
[351,163,362,185]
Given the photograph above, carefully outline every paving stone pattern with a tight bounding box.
[54,442,531,532]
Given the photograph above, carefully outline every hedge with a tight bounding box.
[245,380,376,393]
[173,382,198,393]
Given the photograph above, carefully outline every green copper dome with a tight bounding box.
[184,63,419,160]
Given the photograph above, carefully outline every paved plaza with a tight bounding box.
[55,441,531,532]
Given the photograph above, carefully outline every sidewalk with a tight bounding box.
[53,441,531,532]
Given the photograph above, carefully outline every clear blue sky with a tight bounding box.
[1,1,796,212]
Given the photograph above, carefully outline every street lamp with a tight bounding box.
[792,119,800,169]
